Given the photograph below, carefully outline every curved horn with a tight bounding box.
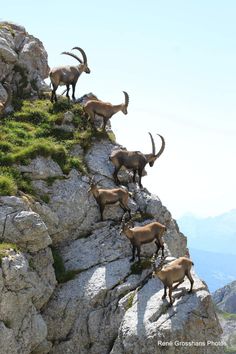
[155,134,165,158]
[156,255,167,270]
[61,51,82,63]
[123,91,129,107]
[120,213,127,234]
[89,176,95,185]
[151,254,157,272]
[95,178,103,185]
[72,47,87,64]
[148,132,155,156]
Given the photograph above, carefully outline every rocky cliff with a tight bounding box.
[213,281,236,314]
[0,23,223,354]
[0,21,49,109]
[212,281,236,353]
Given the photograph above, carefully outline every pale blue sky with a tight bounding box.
[2,1,236,218]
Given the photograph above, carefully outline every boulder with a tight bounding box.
[0,21,50,104]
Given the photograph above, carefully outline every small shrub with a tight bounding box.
[0,243,19,265]
[51,247,80,283]
[0,175,17,196]
[63,156,88,175]
[130,257,153,274]
[40,194,50,204]
[49,100,72,113]
[125,291,136,310]
[107,131,116,143]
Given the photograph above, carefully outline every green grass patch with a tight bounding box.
[0,97,115,197]
[225,347,236,353]
[51,247,81,283]
[125,291,136,310]
[62,156,88,175]
[0,166,34,195]
[220,311,236,320]
[74,128,114,151]
[0,175,17,196]
[0,243,19,265]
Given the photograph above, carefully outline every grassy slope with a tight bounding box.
[0,98,115,197]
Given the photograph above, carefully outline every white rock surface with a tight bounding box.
[0,249,56,354]
[18,157,63,180]
[0,21,49,105]
[111,273,223,354]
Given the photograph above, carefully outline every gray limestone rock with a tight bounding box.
[111,273,223,354]
[3,210,52,252]
[0,250,54,354]
[0,21,50,105]
[18,157,63,180]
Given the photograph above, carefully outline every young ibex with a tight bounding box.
[0,82,12,117]
[88,178,131,221]
[109,133,165,188]
[83,91,129,131]
[152,256,194,306]
[49,47,90,103]
[120,217,167,263]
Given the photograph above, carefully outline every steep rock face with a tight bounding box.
[212,282,236,353]
[0,139,223,354]
[0,23,223,354]
[0,22,49,105]
[0,197,57,354]
[111,274,222,354]
[11,137,219,354]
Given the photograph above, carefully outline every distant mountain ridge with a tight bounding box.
[189,248,236,292]
[178,209,236,255]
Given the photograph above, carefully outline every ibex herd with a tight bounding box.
[0,45,194,306]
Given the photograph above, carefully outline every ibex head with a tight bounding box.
[62,47,91,74]
[121,91,129,115]
[147,133,165,167]
[87,177,100,193]
[120,212,133,234]
[72,47,90,74]
[152,255,167,276]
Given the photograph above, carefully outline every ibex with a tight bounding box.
[83,91,129,131]
[0,81,12,117]
[88,178,131,221]
[152,256,194,306]
[49,47,90,103]
[109,133,165,188]
[120,216,166,263]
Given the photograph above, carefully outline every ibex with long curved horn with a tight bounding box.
[109,133,165,188]
[152,255,194,306]
[83,91,129,131]
[49,47,90,103]
[0,82,12,117]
